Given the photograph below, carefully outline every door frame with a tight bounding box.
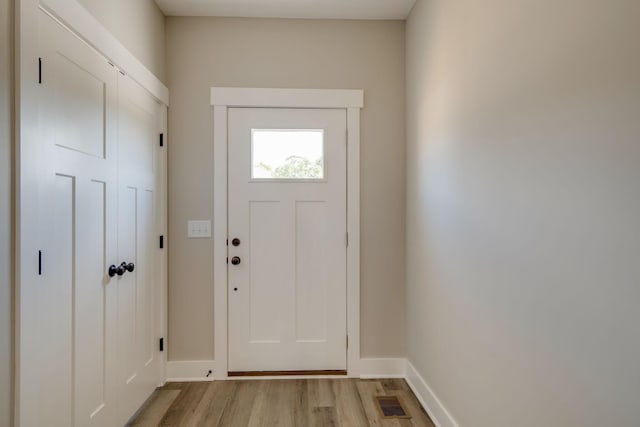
[211,87,363,379]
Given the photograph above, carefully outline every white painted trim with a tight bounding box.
[405,361,460,427]
[37,0,169,105]
[359,358,406,379]
[211,87,363,109]
[211,87,363,379]
[166,358,405,382]
[212,105,229,381]
[346,107,361,377]
[166,361,216,382]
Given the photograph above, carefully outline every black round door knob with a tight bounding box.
[108,265,118,278]
[233,287,238,291]
[125,262,135,273]
[116,264,126,276]
[232,238,241,247]
[231,256,241,265]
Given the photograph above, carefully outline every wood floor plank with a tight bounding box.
[293,380,310,426]
[157,382,209,426]
[332,379,369,427]
[160,382,189,391]
[381,378,408,393]
[217,380,261,426]
[128,389,181,427]
[182,380,237,427]
[246,380,276,427]
[310,406,338,427]
[308,378,336,408]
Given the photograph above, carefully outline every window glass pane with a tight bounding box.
[251,129,324,180]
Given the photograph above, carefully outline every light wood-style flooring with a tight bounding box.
[128,378,436,426]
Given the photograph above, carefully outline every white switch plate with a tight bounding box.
[188,220,211,238]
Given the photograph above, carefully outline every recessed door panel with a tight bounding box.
[75,179,111,425]
[295,201,330,343]
[41,174,74,427]
[52,53,106,158]
[249,201,286,343]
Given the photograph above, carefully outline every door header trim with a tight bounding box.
[211,87,363,108]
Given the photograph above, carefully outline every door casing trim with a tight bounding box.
[211,87,363,379]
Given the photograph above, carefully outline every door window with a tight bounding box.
[251,129,325,180]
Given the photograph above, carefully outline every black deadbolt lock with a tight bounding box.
[232,238,241,246]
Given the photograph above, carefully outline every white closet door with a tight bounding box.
[19,11,164,427]
[116,74,163,425]
[27,11,119,427]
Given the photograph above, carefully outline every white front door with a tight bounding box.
[228,108,348,373]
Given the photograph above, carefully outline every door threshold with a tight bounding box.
[228,370,347,377]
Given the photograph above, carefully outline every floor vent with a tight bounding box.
[375,396,411,419]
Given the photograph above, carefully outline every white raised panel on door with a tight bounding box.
[26,10,119,427]
[117,73,162,425]
[228,108,347,372]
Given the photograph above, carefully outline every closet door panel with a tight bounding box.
[29,11,119,427]
[117,74,162,425]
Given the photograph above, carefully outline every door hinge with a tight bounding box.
[38,250,42,275]
[159,337,164,352]
[346,129,348,144]
[159,133,164,147]
[346,335,349,349]
[38,57,42,84]
[346,232,349,247]
[159,235,164,249]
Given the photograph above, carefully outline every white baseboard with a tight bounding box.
[359,358,406,378]
[165,358,406,381]
[405,361,459,427]
[166,360,216,382]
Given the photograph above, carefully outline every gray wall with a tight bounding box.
[78,0,166,82]
[0,0,12,425]
[166,17,406,361]
[406,0,640,425]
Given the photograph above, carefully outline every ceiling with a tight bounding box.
[154,0,417,20]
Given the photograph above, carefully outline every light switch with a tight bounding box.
[188,220,211,238]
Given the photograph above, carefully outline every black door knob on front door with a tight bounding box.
[232,238,241,246]
[125,262,135,273]
[231,256,241,265]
